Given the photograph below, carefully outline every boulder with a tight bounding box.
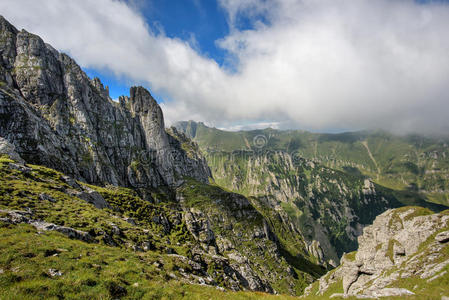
[0,136,25,163]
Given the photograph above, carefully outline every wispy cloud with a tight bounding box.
[2,0,449,135]
[218,121,281,131]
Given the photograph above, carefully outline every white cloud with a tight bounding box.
[1,0,449,134]
[218,121,281,131]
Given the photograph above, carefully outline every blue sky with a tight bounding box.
[2,0,449,134]
[140,0,229,64]
[84,0,273,101]
[86,0,231,101]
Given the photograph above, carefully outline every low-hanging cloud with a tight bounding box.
[1,0,449,134]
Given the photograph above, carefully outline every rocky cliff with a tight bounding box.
[2,15,448,299]
[0,16,327,296]
[176,121,448,267]
[0,15,211,198]
[203,150,403,265]
[303,206,449,299]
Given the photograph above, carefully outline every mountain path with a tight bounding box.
[243,137,251,149]
[361,140,381,178]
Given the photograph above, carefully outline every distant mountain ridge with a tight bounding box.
[175,120,448,262]
[176,120,449,206]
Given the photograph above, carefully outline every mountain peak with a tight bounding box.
[0,15,17,32]
[129,86,158,112]
[0,16,210,188]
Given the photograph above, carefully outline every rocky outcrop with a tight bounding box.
[436,231,449,243]
[0,136,24,163]
[175,181,323,294]
[71,186,110,209]
[184,208,216,246]
[0,16,211,196]
[0,209,95,243]
[304,207,449,298]
[196,149,401,265]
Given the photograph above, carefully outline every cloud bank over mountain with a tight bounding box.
[2,0,449,134]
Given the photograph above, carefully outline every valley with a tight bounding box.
[0,14,448,300]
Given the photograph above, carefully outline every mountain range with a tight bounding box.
[0,16,448,299]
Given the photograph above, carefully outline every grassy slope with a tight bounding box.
[0,155,191,255]
[0,223,300,300]
[1,155,447,298]
[0,155,320,298]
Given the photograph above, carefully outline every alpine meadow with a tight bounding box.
[1,0,449,299]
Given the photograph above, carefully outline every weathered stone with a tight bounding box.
[0,137,24,163]
[32,221,95,243]
[435,231,449,243]
[371,288,414,297]
[0,209,95,243]
[110,223,121,236]
[304,207,449,298]
[342,261,361,294]
[141,241,153,251]
[124,217,136,225]
[48,269,63,277]
[74,188,110,209]
[184,208,215,244]
[0,209,32,223]
[39,193,56,203]
[8,162,31,174]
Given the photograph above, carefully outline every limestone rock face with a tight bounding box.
[72,187,111,210]
[0,137,24,163]
[14,30,65,106]
[304,207,449,298]
[188,148,399,266]
[0,16,211,194]
[184,208,216,245]
[175,184,319,295]
[436,231,449,243]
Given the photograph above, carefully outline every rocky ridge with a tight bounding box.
[303,206,449,299]
[0,16,326,296]
[189,147,403,266]
[176,121,448,268]
[2,15,448,299]
[0,15,211,198]
[176,120,449,206]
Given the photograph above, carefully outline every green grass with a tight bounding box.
[0,155,325,298]
[344,251,356,262]
[0,222,302,300]
[386,239,400,263]
[398,206,433,222]
[0,157,185,253]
